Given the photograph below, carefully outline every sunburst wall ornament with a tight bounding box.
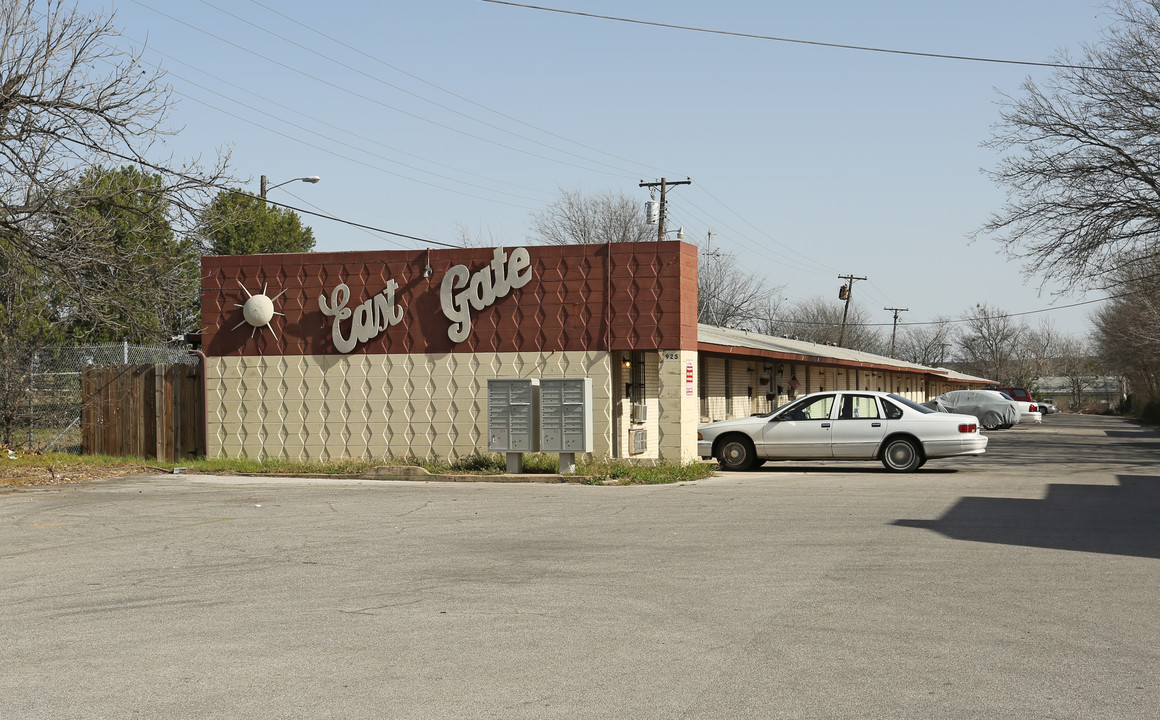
[232,281,285,340]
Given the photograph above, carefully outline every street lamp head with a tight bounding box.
[261,174,321,198]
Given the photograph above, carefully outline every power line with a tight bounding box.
[50,130,1142,322]
[193,0,643,179]
[55,134,462,249]
[257,195,461,249]
[690,185,835,277]
[280,189,417,250]
[892,295,1114,327]
[128,0,637,179]
[124,38,548,196]
[168,87,539,210]
[481,0,1121,72]
[146,59,546,205]
[244,0,674,178]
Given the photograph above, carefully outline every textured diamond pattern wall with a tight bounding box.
[207,351,613,461]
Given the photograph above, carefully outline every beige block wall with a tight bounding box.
[206,351,617,461]
[656,350,700,463]
[614,350,662,460]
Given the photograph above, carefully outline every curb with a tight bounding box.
[360,465,591,484]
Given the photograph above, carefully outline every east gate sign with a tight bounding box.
[317,246,533,353]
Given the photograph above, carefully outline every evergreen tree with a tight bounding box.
[198,191,315,256]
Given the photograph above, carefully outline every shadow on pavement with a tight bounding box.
[1104,429,1160,439]
[893,474,1160,559]
[750,464,958,474]
[978,422,1160,467]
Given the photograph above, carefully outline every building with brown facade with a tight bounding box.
[199,241,987,463]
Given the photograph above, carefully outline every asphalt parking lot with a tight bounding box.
[2,413,1158,719]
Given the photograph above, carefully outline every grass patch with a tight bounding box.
[1,449,719,486]
[402,451,717,484]
[577,457,718,485]
[0,451,383,486]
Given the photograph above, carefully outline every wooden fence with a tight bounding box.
[81,364,205,461]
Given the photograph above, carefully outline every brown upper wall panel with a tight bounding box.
[202,241,698,358]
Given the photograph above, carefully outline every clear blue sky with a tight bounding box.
[107,0,1111,338]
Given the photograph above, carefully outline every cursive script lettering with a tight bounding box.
[441,247,532,343]
[319,280,404,353]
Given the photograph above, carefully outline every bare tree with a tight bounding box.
[1094,252,1160,409]
[696,237,783,330]
[771,297,884,354]
[453,223,504,248]
[978,0,1160,291]
[1,0,230,341]
[1008,319,1068,388]
[893,317,956,366]
[1052,335,1099,411]
[528,188,653,245]
[955,304,1022,383]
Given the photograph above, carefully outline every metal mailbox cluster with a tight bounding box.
[487,377,593,455]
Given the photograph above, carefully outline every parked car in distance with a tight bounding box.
[923,389,1020,430]
[697,390,988,472]
[1038,398,1059,414]
[983,389,1042,424]
[994,387,1033,404]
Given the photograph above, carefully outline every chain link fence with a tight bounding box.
[0,342,198,453]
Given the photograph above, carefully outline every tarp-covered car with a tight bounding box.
[923,390,1020,430]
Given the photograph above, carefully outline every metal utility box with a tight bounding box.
[539,377,594,453]
[487,378,539,452]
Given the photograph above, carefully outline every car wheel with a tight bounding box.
[716,436,757,471]
[881,438,922,472]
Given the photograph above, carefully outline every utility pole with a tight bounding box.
[885,306,908,357]
[700,230,723,325]
[837,274,866,348]
[639,177,691,241]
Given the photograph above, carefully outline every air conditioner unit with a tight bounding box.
[630,429,647,454]
[631,401,647,423]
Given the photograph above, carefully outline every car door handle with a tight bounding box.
[821,423,830,428]
[872,422,881,427]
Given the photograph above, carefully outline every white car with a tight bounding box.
[697,391,988,472]
[981,390,1042,424]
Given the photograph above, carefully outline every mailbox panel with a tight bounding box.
[539,377,594,453]
[487,379,539,452]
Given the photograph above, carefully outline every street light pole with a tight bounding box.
[260,175,320,199]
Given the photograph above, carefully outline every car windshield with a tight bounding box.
[887,393,935,414]
[754,396,803,419]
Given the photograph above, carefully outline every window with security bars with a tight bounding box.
[630,351,646,423]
